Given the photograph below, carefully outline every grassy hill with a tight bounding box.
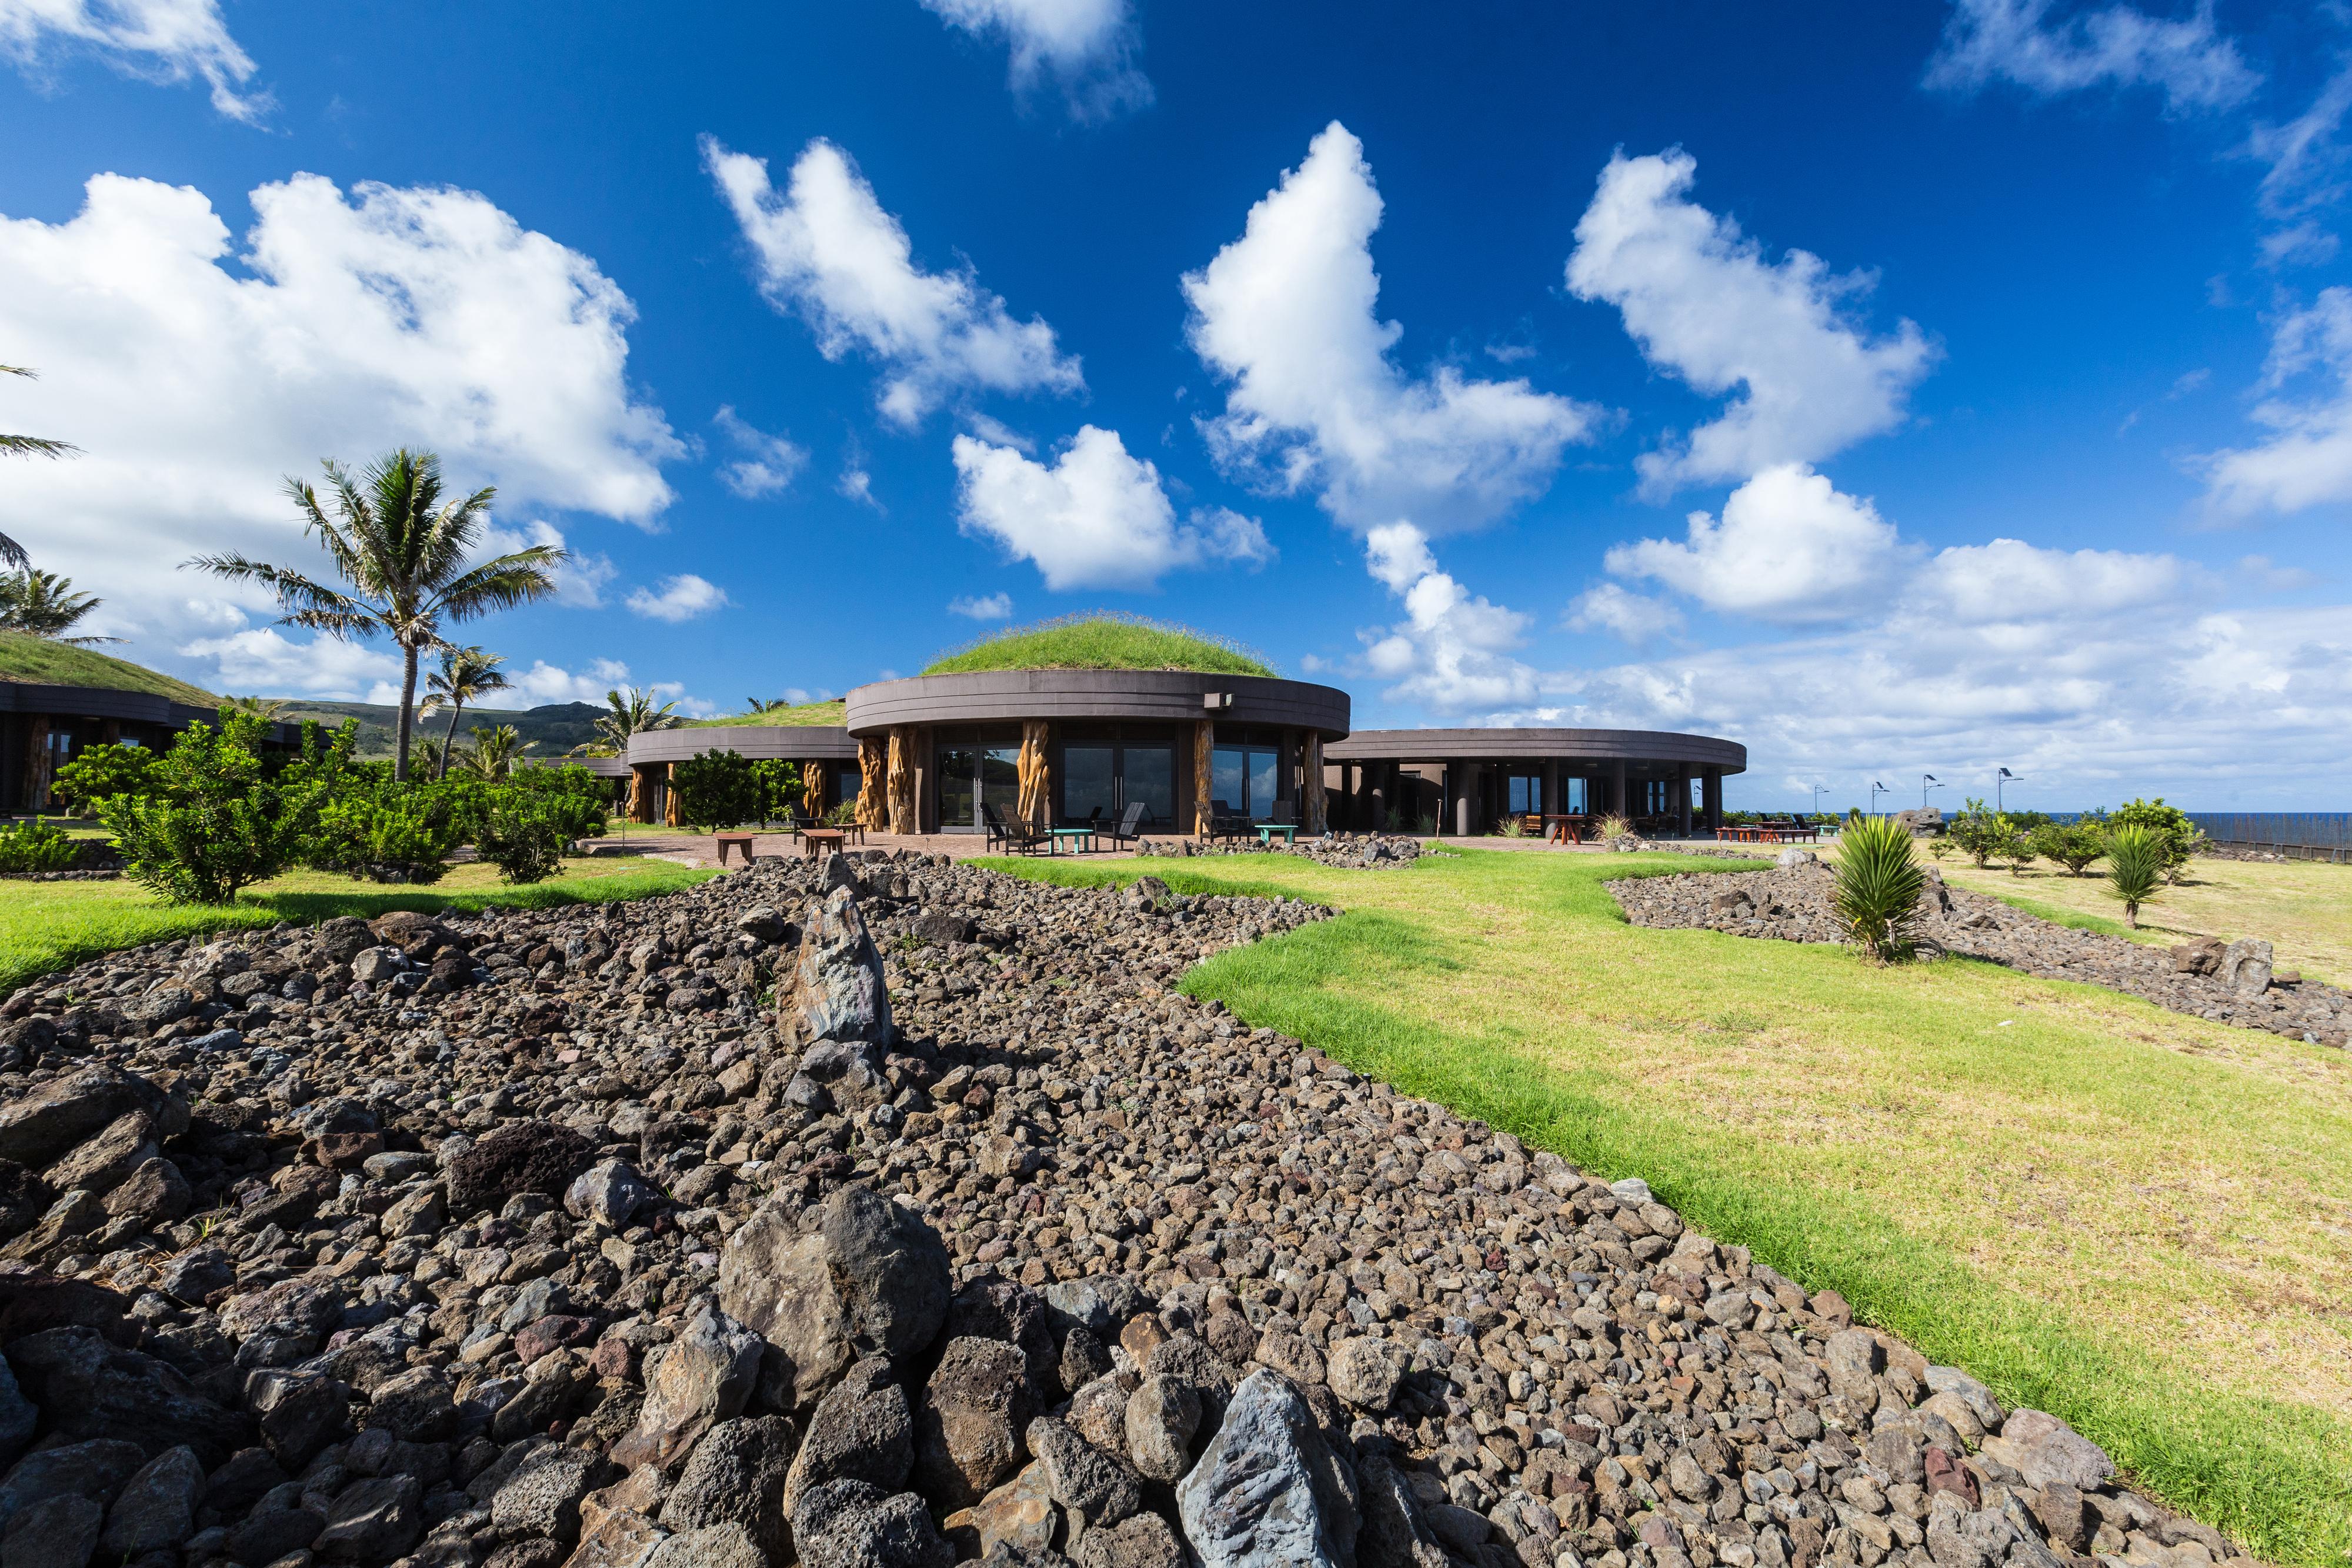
[0,631,221,706]
[922,612,1274,677]
[277,699,605,759]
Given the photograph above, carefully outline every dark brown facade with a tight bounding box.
[1325,727,1747,836]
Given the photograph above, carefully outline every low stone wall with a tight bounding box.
[1139,831,1426,869]
[1611,859,2351,1048]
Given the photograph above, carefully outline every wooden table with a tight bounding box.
[1256,824,1298,845]
[1048,826,1098,855]
[799,828,845,860]
[713,832,757,867]
[1545,815,1588,845]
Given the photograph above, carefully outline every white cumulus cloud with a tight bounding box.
[1568,151,1937,495]
[2200,287,2352,516]
[1183,121,1600,535]
[703,135,1083,428]
[625,573,730,623]
[918,0,1150,121]
[951,425,1273,591]
[948,592,1013,620]
[482,519,614,609]
[1566,582,1683,646]
[176,622,399,699]
[713,405,808,499]
[1606,464,1909,624]
[0,0,266,120]
[1359,522,1539,711]
[1923,0,2258,114]
[0,171,683,687]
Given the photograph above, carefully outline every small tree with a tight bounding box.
[749,758,802,826]
[2005,825,2038,876]
[2104,823,2166,929]
[52,742,152,814]
[2032,820,2106,876]
[457,723,527,781]
[672,749,760,830]
[419,645,512,779]
[1833,815,1927,962]
[1946,798,2010,869]
[477,795,569,884]
[0,820,76,873]
[98,713,319,903]
[2110,798,2200,883]
[0,569,115,645]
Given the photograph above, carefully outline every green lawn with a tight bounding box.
[922,611,1273,677]
[987,848,2352,1563]
[1,858,714,999]
[0,629,221,705]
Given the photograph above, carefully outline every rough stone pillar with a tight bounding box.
[1303,733,1327,835]
[1678,762,1693,838]
[886,726,917,835]
[1193,719,1216,836]
[25,716,50,813]
[856,738,886,829]
[802,759,827,821]
[1017,719,1053,830]
[1611,758,1629,819]
[663,763,682,828]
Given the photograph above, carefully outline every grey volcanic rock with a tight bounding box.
[788,888,893,1046]
[0,848,2251,1568]
[1615,860,2352,1046]
[97,1446,203,1557]
[1175,1370,1356,1568]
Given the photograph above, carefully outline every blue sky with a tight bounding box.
[2,1,2348,809]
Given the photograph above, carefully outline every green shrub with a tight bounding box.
[750,758,802,824]
[0,820,77,874]
[2031,820,2107,876]
[1946,799,2011,869]
[672,749,760,830]
[51,743,152,813]
[1833,815,1927,962]
[478,797,569,884]
[97,713,319,904]
[2110,797,2200,882]
[316,792,465,884]
[508,764,612,840]
[2104,824,2166,929]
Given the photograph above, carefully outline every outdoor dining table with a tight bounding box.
[1544,815,1588,845]
[799,828,845,859]
[1048,826,1099,855]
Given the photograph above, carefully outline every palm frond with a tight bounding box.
[0,435,75,459]
[0,531,25,572]
[433,549,565,621]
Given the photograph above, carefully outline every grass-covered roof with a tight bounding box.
[921,613,1274,678]
[0,630,221,706]
[687,699,849,729]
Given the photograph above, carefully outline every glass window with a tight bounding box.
[1211,748,1247,817]
[832,763,861,805]
[1249,750,1279,818]
[1064,746,1116,824]
[1211,745,1282,819]
[980,747,1020,823]
[1122,746,1173,826]
[1507,774,1540,814]
[938,746,979,830]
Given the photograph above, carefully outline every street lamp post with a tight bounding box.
[1997,766,2020,813]
[1922,773,1943,812]
[1870,780,1890,819]
[1811,784,1827,818]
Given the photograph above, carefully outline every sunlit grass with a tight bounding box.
[985,848,2352,1562]
[1,856,714,999]
[922,612,1273,678]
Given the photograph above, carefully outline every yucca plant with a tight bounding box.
[2104,823,2166,929]
[1833,815,1927,962]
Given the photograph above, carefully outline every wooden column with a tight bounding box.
[626,764,649,823]
[1192,719,1216,836]
[1016,720,1053,830]
[24,716,50,813]
[886,726,917,835]
[856,738,886,830]
[800,759,825,821]
[663,763,682,827]
[1302,733,1327,835]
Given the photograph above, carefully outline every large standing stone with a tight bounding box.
[660,1416,795,1566]
[788,1479,953,1568]
[1174,1369,1357,1568]
[2219,939,2274,997]
[718,1185,949,1412]
[6,1327,248,1467]
[611,1304,763,1472]
[786,888,892,1046]
[780,1357,913,1515]
[96,1445,203,1557]
[913,1336,1036,1509]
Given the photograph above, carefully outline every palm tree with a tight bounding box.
[0,569,116,644]
[458,723,527,780]
[185,449,564,780]
[578,686,679,756]
[419,645,512,780]
[2,364,78,572]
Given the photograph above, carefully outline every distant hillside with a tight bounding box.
[0,630,222,706]
[279,699,605,759]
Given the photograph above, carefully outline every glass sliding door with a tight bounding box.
[1063,746,1116,825]
[937,746,980,832]
[1062,743,1175,828]
[1210,743,1283,820]
[980,748,1019,825]
[1122,746,1173,826]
